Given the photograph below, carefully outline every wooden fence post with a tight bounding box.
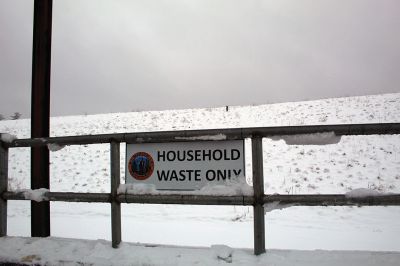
[110,141,121,248]
[0,138,8,236]
[252,136,266,255]
[31,0,52,237]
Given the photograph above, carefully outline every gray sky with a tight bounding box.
[1,0,399,118]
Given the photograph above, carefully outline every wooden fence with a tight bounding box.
[1,123,400,255]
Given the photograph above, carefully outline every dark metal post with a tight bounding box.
[111,141,121,248]
[0,138,8,236]
[31,0,53,237]
[252,137,266,255]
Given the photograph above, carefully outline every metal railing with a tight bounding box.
[1,122,400,255]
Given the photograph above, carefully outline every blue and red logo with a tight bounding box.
[128,152,155,180]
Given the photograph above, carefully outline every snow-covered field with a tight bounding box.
[1,93,400,259]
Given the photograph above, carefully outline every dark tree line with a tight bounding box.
[0,112,22,120]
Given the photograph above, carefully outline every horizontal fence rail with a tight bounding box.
[4,123,400,148]
[3,192,400,206]
[3,191,112,203]
[1,123,400,255]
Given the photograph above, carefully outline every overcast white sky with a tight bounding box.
[0,0,399,118]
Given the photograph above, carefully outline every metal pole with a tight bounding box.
[31,0,53,237]
[111,141,121,248]
[252,137,266,255]
[0,139,8,236]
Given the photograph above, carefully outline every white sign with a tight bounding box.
[125,140,245,190]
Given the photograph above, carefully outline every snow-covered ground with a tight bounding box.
[1,93,400,259]
[1,236,400,266]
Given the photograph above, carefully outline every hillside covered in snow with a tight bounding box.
[1,93,400,252]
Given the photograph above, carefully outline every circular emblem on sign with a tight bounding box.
[128,152,155,180]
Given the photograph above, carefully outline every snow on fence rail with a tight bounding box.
[1,123,400,255]
[3,123,400,147]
